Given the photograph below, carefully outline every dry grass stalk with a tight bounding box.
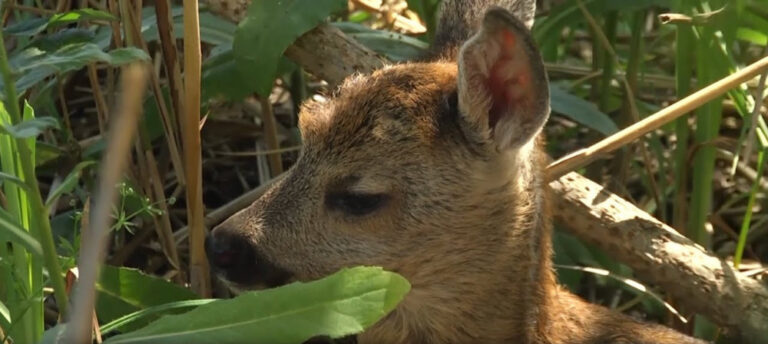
[182,0,211,297]
[64,63,149,344]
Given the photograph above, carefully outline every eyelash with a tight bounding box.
[325,192,388,217]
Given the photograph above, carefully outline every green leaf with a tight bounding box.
[1,117,58,139]
[233,0,347,96]
[4,9,115,37]
[96,266,200,332]
[0,171,30,191]
[334,22,429,61]
[101,299,217,334]
[17,44,149,75]
[45,161,96,208]
[104,266,410,344]
[550,84,618,136]
[0,207,43,257]
[3,17,49,36]
[28,28,96,52]
[2,44,149,96]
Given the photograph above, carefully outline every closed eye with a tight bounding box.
[325,192,388,217]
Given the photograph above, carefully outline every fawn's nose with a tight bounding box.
[205,226,293,287]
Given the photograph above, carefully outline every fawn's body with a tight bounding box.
[206,1,705,343]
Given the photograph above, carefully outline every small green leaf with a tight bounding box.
[0,171,30,191]
[550,84,618,136]
[1,117,58,139]
[48,8,118,27]
[0,207,43,257]
[233,0,347,96]
[46,161,97,208]
[104,266,410,344]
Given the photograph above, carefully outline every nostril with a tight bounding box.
[205,233,251,270]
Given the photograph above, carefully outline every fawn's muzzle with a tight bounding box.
[205,227,293,287]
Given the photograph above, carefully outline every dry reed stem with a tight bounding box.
[256,97,283,177]
[64,64,148,344]
[547,55,768,180]
[154,0,187,187]
[183,0,211,297]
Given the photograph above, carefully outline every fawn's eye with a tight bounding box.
[326,192,388,217]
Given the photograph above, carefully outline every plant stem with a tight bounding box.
[0,26,69,318]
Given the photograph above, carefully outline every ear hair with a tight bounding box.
[456,7,549,151]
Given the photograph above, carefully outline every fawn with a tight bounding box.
[205,0,706,343]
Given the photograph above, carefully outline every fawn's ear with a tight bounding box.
[457,7,549,151]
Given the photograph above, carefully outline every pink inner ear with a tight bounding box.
[487,30,532,127]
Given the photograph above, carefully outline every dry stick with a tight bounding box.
[547,55,768,180]
[64,64,148,344]
[87,65,109,133]
[183,0,211,297]
[550,173,768,342]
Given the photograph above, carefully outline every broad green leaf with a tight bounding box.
[104,266,410,344]
[202,48,296,102]
[28,28,96,52]
[96,266,199,332]
[549,84,618,136]
[17,44,149,74]
[2,44,149,96]
[233,0,347,96]
[1,117,58,139]
[0,207,43,256]
[45,161,97,208]
[3,17,49,36]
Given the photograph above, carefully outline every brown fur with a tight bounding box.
[208,1,707,343]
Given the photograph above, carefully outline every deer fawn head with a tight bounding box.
[206,6,550,342]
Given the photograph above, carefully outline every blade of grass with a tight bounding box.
[672,3,696,234]
[182,0,211,297]
[64,64,149,344]
[733,146,767,268]
[688,22,727,247]
[0,19,69,332]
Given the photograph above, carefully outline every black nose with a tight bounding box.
[205,227,293,287]
[205,232,250,270]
